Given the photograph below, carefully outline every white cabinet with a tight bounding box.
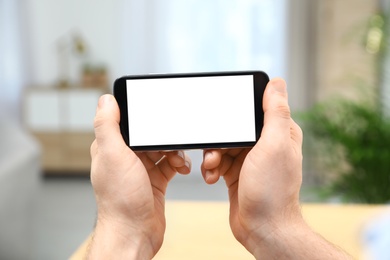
[25,91,62,131]
[24,87,105,174]
[25,88,102,132]
[66,90,101,131]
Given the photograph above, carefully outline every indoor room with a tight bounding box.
[0,0,389,259]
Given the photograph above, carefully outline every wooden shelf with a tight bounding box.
[33,132,94,175]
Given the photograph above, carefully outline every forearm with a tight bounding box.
[86,219,154,260]
[250,219,352,260]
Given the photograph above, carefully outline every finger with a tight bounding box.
[223,149,250,188]
[176,152,192,175]
[204,148,249,188]
[136,152,164,171]
[147,151,188,179]
[136,151,177,196]
[161,151,192,174]
[145,151,165,163]
[202,149,223,170]
[206,156,235,184]
[201,148,246,184]
[93,95,128,154]
[155,156,178,182]
[256,78,292,151]
[166,151,186,168]
[148,160,175,196]
[201,150,221,184]
[202,154,235,185]
[149,151,191,195]
[225,148,245,158]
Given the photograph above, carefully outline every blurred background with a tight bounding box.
[0,0,389,259]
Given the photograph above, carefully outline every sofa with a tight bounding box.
[0,119,41,259]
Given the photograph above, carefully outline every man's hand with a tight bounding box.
[202,78,351,259]
[88,94,191,259]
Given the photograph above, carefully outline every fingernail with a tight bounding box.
[98,95,112,109]
[176,151,186,165]
[271,79,286,93]
[205,151,213,162]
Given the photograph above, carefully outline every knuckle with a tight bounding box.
[93,114,105,130]
[275,104,291,119]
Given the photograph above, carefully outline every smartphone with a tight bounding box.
[113,70,269,151]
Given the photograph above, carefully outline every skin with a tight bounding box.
[201,78,351,259]
[88,94,191,259]
[87,78,351,259]
[201,78,304,254]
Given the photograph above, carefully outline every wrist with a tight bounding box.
[87,218,155,260]
[247,216,351,259]
[240,202,306,259]
[247,216,307,259]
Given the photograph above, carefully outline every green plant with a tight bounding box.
[300,9,390,204]
[302,98,390,203]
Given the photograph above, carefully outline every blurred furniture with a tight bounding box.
[24,87,105,175]
[70,202,389,259]
[0,120,41,259]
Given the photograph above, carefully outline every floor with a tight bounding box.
[30,177,96,260]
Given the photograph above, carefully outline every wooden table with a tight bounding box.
[70,202,389,259]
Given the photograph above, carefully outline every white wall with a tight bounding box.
[26,0,123,86]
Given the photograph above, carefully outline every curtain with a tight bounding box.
[121,0,287,79]
[0,0,29,122]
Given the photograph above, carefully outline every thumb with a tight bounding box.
[93,94,126,151]
[258,78,292,148]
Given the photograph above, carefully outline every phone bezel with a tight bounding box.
[113,70,269,151]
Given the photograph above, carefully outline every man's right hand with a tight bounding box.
[202,78,351,259]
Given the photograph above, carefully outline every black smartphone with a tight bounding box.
[113,70,269,151]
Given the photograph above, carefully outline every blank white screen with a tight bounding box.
[126,75,256,146]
